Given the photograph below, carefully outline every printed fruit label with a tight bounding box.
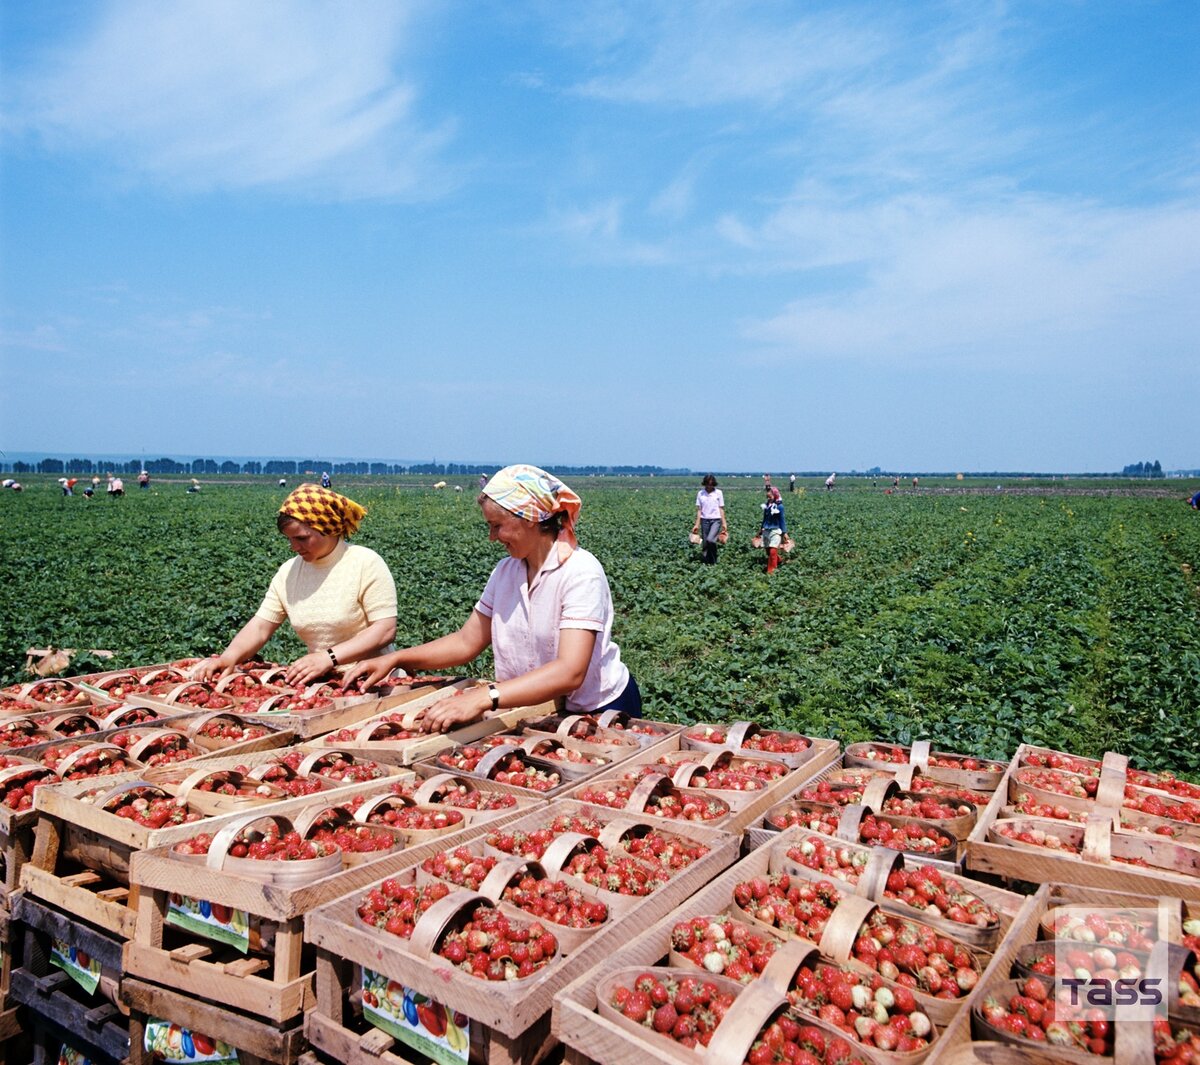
[166,894,251,953]
[143,1019,238,1064]
[50,937,101,996]
[361,968,468,1063]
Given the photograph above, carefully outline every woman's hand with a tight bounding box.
[191,655,232,681]
[421,687,491,733]
[285,651,336,688]
[340,654,398,691]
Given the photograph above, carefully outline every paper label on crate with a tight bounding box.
[50,936,101,996]
[57,1044,94,1065]
[361,968,469,1064]
[166,894,251,953]
[143,1018,239,1064]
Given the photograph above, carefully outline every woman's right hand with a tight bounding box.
[191,655,231,682]
[340,655,394,691]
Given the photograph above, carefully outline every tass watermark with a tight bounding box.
[1052,907,1166,1021]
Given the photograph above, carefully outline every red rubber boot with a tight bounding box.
[766,547,780,574]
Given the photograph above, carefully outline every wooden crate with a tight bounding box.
[302,795,741,1057]
[21,1010,127,1065]
[20,769,417,940]
[964,758,1200,900]
[0,795,37,906]
[8,895,130,1063]
[553,825,1021,1064]
[124,807,517,1026]
[124,976,306,1065]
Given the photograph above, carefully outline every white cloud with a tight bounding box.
[737,192,1200,372]
[7,0,453,199]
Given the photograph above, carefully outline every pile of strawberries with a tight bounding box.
[908,777,992,805]
[1153,1019,1200,1063]
[252,764,325,796]
[486,814,604,859]
[927,753,1002,773]
[1050,910,1156,949]
[1024,942,1145,982]
[765,802,841,835]
[784,835,872,886]
[0,721,46,748]
[172,686,235,710]
[502,875,609,929]
[363,803,463,833]
[609,970,736,1049]
[394,779,517,811]
[744,1016,872,1065]
[788,960,935,1053]
[26,681,91,706]
[435,741,513,773]
[422,847,497,890]
[39,744,131,779]
[731,875,844,941]
[859,815,953,854]
[281,750,387,782]
[175,826,338,862]
[195,719,270,744]
[798,781,864,806]
[358,877,451,937]
[0,768,57,810]
[306,820,396,855]
[881,866,998,928]
[217,673,271,698]
[244,693,333,714]
[670,914,778,982]
[1022,750,1099,775]
[489,754,561,792]
[105,790,201,829]
[851,911,979,998]
[619,828,710,872]
[1123,789,1200,824]
[977,975,1111,1053]
[1014,767,1098,799]
[881,794,973,821]
[437,905,558,981]
[563,845,668,897]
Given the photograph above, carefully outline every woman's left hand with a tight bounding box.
[285,651,335,688]
[421,687,491,733]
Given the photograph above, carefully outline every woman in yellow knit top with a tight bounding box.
[194,484,397,687]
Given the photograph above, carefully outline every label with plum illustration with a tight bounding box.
[166,894,250,953]
[50,937,101,995]
[361,968,469,1063]
[57,1047,92,1065]
[143,1018,238,1064]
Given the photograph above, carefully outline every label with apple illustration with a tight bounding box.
[50,937,101,996]
[166,894,250,952]
[361,968,469,1063]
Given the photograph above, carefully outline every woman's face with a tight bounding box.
[480,499,544,561]
[280,519,339,563]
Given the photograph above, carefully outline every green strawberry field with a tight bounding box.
[3,475,1199,777]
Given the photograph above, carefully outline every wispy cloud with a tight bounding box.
[5,0,454,200]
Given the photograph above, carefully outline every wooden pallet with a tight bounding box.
[8,898,130,1063]
[123,976,306,1065]
[124,807,509,1026]
[302,794,741,1055]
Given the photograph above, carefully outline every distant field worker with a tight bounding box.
[194,484,397,688]
[759,486,788,575]
[692,474,727,564]
[344,464,640,731]
[1190,490,1200,510]
[825,473,836,491]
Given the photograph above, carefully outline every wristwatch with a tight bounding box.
[487,683,501,711]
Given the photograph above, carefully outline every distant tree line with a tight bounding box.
[1122,460,1164,478]
[2,457,690,477]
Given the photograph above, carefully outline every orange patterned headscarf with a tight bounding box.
[482,464,581,559]
[278,484,367,538]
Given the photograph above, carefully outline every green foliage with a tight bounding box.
[2,477,1199,779]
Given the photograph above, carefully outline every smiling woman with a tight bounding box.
[194,484,397,687]
[344,464,640,731]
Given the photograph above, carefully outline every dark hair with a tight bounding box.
[277,512,308,533]
[702,474,718,489]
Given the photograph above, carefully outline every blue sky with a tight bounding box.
[1,1,1197,472]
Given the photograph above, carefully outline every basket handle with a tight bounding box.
[181,711,227,737]
[672,763,704,788]
[292,803,352,838]
[408,891,490,960]
[296,749,351,777]
[726,721,758,748]
[594,710,626,729]
[1158,897,1183,942]
[1094,764,1127,811]
[160,682,209,706]
[246,694,287,715]
[834,804,867,842]
[174,765,247,802]
[815,894,877,962]
[596,818,641,850]
[624,771,673,813]
[413,772,469,805]
[701,980,789,1065]
[351,793,415,824]
[474,744,519,779]
[0,762,57,787]
[92,779,171,811]
[909,740,931,770]
[127,729,191,763]
[478,857,547,903]
[1081,811,1114,864]
[759,938,821,992]
[520,736,559,759]
[205,812,293,872]
[554,715,587,739]
[860,776,899,811]
[859,847,905,899]
[54,743,127,779]
[892,765,916,790]
[538,832,599,876]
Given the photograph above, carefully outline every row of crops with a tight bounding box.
[2,477,1198,775]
